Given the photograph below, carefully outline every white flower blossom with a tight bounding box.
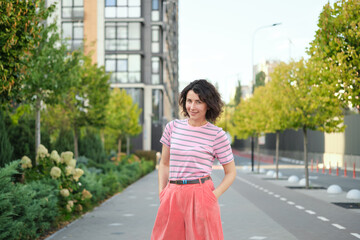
[73,168,84,181]
[65,166,74,176]
[50,150,61,164]
[50,166,61,179]
[60,189,70,197]
[67,159,76,168]
[61,152,73,165]
[20,156,32,169]
[36,144,49,162]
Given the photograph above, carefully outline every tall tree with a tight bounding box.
[22,23,81,154]
[0,0,55,102]
[252,71,266,92]
[234,80,242,106]
[105,88,142,155]
[308,0,360,112]
[283,59,345,188]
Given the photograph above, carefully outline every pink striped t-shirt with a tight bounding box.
[160,119,234,180]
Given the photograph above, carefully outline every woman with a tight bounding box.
[151,79,236,240]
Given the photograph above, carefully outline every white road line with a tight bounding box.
[351,233,360,239]
[263,189,269,192]
[268,192,274,195]
[287,201,295,205]
[296,205,304,210]
[274,194,280,198]
[332,223,346,230]
[280,197,287,201]
[305,210,316,215]
[317,216,329,222]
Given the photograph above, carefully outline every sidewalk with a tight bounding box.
[46,169,297,240]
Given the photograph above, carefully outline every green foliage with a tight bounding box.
[105,88,142,153]
[0,0,56,102]
[0,161,59,240]
[252,71,266,92]
[53,128,74,154]
[79,130,107,164]
[308,0,360,111]
[134,150,157,165]
[234,80,242,106]
[0,110,13,167]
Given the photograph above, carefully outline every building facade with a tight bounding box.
[48,0,179,152]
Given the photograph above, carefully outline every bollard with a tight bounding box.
[329,162,332,175]
[322,162,325,174]
[344,162,347,177]
[316,159,319,173]
[353,162,356,179]
[336,162,339,176]
[311,159,313,172]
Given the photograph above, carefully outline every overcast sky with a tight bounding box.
[178,0,336,102]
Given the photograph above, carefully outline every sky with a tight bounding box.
[178,0,336,103]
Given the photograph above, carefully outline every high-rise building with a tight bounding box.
[48,0,179,152]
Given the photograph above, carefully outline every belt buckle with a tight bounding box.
[182,180,187,184]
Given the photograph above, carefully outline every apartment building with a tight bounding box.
[48,0,179,152]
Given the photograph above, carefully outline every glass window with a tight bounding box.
[63,0,72,6]
[105,54,141,83]
[74,0,83,6]
[105,0,116,7]
[62,22,83,51]
[152,0,159,10]
[105,22,141,51]
[62,0,84,18]
[152,89,163,122]
[105,0,141,18]
[152,57,160,84]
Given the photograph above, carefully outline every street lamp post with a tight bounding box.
[250,22,281,172]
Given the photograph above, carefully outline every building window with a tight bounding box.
[152,57,161,84]
[152,0,160,21]
[125,88,144,123]
[105,54,141,83]
[105,0,141,18]
[62,0,84,18]
[105,22,141,51]
[152,89,163,123]
[62,22,83,51]
[152,26,160,53]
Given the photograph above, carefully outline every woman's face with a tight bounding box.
[186,90,207,123]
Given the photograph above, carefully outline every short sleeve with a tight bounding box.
[213,130,234,165]
[160,121,174,147]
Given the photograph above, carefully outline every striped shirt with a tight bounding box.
[160,119,234,180]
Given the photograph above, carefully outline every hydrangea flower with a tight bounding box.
[66,200,74,212]
[67,159,76,168]
[50,166,62,179]
[60,189,70,197]
[81,189,92,200]
[20,156,32,169]
[73,168,84,181]
[65,166,74,176]
[36,144,49,162]
[61,151,73,165]
[50,150,61,164]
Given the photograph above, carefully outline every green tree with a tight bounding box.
[252,71,266,92]
[22,23,81,155]
[105,88,142,155]
[308,0,360,112]
[0,0,55,101]
[282,59,345,188]
[234,80,242,106]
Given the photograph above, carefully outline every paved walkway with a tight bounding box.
[46,168,298,240]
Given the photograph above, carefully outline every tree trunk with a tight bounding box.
[256,136,260,173]
[251,135,254,172]
[100,130,105,146]
[275,131,280,179]
[73,125,79,159]
[118,138,122,156]
[35,98,41,159]
[303,127,309,189]
[126,135,130,155]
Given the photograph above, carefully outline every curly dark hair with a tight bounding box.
[179,79,224,123]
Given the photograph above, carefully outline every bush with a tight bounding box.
[134,150,157,166]
[53,129,74,154]
[0,161,59,240]
[0,110,13,167]
[79,130,107,164]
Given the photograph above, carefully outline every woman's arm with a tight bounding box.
[212,161,236,199]
[158,144,170,195]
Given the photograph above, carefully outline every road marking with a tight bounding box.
[123,213,134,217]
[274,194,280,198]
[332,223,346,230]
[268,192,274,195]
[109,223,123,226]
[287,201,295,205]
[296,205,304,210]
[305,210,316,215]
[249,236,267,240]
[351,233,360,239]
[317,216,329,222]
[280,197,287,201]
[263,189,269,192]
